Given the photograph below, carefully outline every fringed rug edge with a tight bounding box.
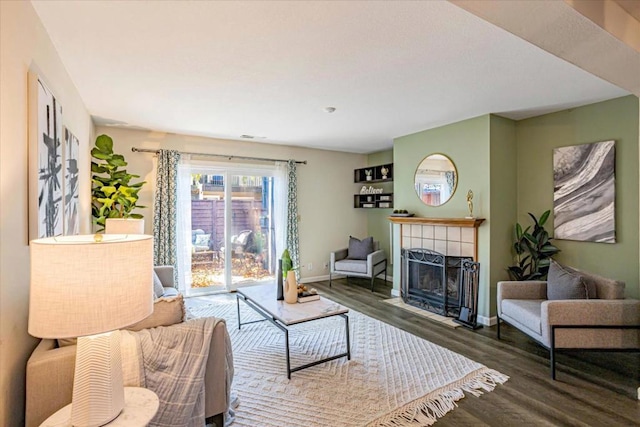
[366,368,509,427]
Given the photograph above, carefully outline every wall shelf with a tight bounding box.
[354,163,393,183]
[354,193,394,209]
[354,163,393,209]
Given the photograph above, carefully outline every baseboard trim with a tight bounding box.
[299,275,330,284]
[302,273,393,284]
[391,288,400,297]
[478,315,497,327]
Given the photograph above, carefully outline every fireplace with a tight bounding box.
[401,248,471,317]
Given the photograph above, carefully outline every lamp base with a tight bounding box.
[71,331,124,427]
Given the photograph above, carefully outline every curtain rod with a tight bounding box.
[131,147,307,165]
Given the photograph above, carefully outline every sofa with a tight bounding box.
[330,237,387,292]
[497,262,640,379]
[26,266,232,427]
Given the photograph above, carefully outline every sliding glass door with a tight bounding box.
[183,163,281,294]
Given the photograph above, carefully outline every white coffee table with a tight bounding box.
[237,284,350,378]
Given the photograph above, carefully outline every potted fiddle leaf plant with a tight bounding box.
[507,210,560,281]
[91,134,146,232]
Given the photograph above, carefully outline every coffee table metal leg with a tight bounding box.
[285,329,291,379]
[344,314,351,360]
[237,294,241,330]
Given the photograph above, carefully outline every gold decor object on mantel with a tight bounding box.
[466,190,474,218]
[388,217,485,227]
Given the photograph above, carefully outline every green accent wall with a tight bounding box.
[367,150,394,270]
[393,115,494,318]
[489,115,518,315]
[389,95,638,321]
[516,95,639,298]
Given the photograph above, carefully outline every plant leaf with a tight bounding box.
[539,210,550,226]
[108,157,127,167]
[91,148,111,160]
[101,186,117,196]
[515,223,523,239]
[95,135,113,153]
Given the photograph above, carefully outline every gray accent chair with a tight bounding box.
[497,269,640,379]
[330,241,387,292]
[154,264,179,297]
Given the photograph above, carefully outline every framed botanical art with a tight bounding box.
[28,70,64,240]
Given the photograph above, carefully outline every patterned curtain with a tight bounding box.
[445,171,455,195]
[153,150,181,282]
[286,160,300,280]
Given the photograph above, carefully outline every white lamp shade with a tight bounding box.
[28,234,154,339]
[105,218,145,234]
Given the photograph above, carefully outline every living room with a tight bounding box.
[2,1,639,426]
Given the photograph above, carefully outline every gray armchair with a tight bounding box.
[497,268,640,379]
[330,241,387,292]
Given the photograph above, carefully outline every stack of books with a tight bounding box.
[298,291,320,303]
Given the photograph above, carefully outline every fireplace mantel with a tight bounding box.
[388,217,485,228]
[391,217,485,261]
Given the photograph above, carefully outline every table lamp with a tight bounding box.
[104,218,145,234]
[29,234,154,426]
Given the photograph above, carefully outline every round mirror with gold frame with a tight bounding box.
[414,153,458,206]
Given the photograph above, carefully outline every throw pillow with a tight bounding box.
[557,263,598,299]
[57,295,186,348]
[547,260,589,300]
[153,270,165,298]
[348,236,374,260]
[126,294,186,332]
[194,233,210,246]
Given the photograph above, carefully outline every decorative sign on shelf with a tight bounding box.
[360,186,384,195]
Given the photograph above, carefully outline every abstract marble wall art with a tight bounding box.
[553,140,615,243]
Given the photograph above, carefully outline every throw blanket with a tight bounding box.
[121,317,220,427]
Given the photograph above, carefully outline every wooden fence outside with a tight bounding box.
[191,199,266,249]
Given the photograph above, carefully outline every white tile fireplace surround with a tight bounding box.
[389,217,485,260]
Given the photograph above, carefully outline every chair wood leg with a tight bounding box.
[371,275,375,292]
[329,271,332,288]
[496,314,501,339]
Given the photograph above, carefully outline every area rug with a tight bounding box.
[187,296,507,427]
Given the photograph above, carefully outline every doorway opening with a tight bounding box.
[183,165,281,295]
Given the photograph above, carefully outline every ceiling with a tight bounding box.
[31,1,632,154]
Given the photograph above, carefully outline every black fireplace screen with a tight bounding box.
[401,248,472,317]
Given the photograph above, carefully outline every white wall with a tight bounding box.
[0,2,94,425]
[98,127,368,281]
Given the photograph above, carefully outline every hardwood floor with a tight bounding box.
[306,277,640,426]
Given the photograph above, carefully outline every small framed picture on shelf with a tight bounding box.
[379,195,391,201]
[362,203,374,208]
[378,202,391,208]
